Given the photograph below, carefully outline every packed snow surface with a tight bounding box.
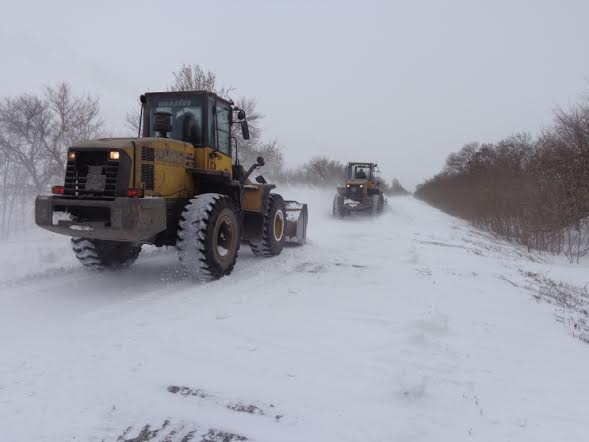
[1,188,588,441]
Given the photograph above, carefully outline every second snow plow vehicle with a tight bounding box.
[35,90,308,280]
[333,162,385,218]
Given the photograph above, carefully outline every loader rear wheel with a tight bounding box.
[371,194,384,216]
[250,194,286,256]
[71,238,142,270]
[333,195,346,218]
[177,193,240,281]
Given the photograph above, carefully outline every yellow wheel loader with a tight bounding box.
[35,91,308,280]
[333,162,385,218]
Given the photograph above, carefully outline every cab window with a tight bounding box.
[149,99,203,145]
[347,164,372,180]
[216,104,231,156]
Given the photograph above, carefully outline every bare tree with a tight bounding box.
[244,140,284,179]
[0,82,102,192]
[43,83,102,176]
[388,178,410,196]
[169,64,234,98]
[0,82,103,236]
[125,64,237,135]
[125,107,141,136]
[281,156,345,186]
[444,142,478,175]
[167,64,269,166]
[0,94,53,192]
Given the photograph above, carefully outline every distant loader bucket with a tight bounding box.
[284,201,308,245]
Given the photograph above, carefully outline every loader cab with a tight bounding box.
[346,163,377,182]
[141,91,239,157]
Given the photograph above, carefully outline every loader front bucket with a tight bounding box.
[284,201,308,245]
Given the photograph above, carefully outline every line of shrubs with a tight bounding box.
[415,97,589,263]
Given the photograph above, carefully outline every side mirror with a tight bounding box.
[241,120,250,140]
[237,109,246,121]
[241,156,265,184]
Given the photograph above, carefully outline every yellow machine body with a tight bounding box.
[34,91,304,245]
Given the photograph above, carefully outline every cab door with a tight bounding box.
[208,99,233,175]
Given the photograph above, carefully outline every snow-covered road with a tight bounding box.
[1,189,588,442]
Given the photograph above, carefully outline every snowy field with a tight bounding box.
[1,187,589,442]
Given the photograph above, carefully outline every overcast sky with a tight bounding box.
[2,0,588,188]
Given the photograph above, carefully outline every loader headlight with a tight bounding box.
[68,151,76,161]
[346,184,350,188]
[360,184,364,188]
[109,151,120,160]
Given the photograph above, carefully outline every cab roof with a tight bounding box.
[143,90,233,107]
[347,162,377,167]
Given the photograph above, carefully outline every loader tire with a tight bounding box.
[71,238,142,270]
[333,195,346,218]
[250,194,286,256]
[371,194,384,216]
[177,193,240,281]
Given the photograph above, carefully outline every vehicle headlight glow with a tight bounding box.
[68,151,76,161]
[109,151,120,160]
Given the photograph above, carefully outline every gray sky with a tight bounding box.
[2,0,588,188]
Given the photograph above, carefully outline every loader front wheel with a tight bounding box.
[333,195,346,218]
[371,194,384,216]
[250,194,286,256]
[177,194,240,280]
[71,238,142,270]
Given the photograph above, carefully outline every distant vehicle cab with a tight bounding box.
[333,162,385,217]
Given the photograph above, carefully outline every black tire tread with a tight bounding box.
[333,194,346,218]
[71,238,142,270]
[177,193,240,280]
[250,194,285,256]
[370,193,384,216]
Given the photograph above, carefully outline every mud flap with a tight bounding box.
[284,201,308,245]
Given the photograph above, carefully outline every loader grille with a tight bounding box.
[141,163,155,190]
[345,185,364,199]
[64,151,120,198]
[141,146,155,162]
[141,146,155,190]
